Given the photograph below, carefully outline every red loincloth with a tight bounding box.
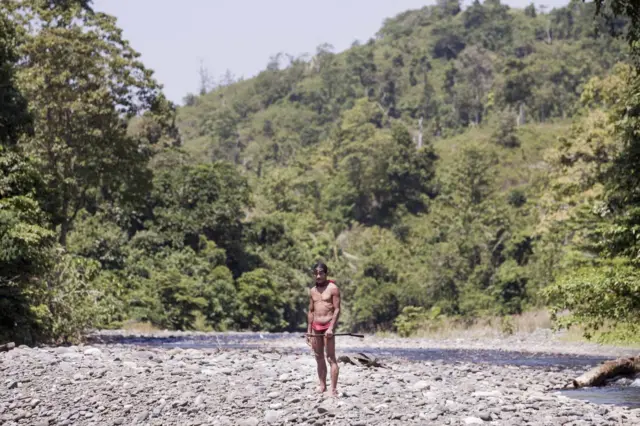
[311,322,332,332]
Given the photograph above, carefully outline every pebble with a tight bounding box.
[0,331,637,426]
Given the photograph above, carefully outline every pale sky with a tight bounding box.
[92,0,569,105]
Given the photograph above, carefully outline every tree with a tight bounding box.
[0,148,56,342]
[498,58,534,107]
[198,59,214,95]
[6,1,169,245]
[0,9,54,343]
[149,158,252,274]
[0,14,31,146]
[590,0,640,59]
[235,268,288,331]
[432,28,466,60]
[524,3,536,18]
[346,42,377,96]
[454,45,495,125]
[492,108,520,147]
[383,122,439,218]
[437,0,461,16]
[540,62,640,339]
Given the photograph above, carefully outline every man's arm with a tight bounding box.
[327,286,341,334]
[307,288,314,334]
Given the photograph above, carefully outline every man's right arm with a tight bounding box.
[307,289,314,333]
[306,289,314,346]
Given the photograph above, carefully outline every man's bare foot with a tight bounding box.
[316,385,326,393]
[329,389,339,397]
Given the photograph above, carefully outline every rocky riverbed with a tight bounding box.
[1,331,639,426]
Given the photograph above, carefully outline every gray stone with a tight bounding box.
[238,417,259,426]
[265,409,283,424]
[478,412,492,421]
[59,352,82,360]
[412,380,430,391]
[134,410,149,422]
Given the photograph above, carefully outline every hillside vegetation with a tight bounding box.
[2,0,639,343]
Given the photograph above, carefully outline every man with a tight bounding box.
[306,262,341,397]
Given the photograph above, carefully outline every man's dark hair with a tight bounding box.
[312,262,328,274]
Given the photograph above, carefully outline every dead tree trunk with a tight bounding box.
[517,103,526,126]
[0,342,16,352]
[572,356,640,388]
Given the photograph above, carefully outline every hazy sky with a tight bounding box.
[92,0,570,105]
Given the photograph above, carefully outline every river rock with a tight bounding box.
[238,417,259,426]
[411,380,430,391]
[0,331,638,426]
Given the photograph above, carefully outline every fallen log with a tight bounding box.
[573,356,640,388]
[0,342,16,352]
[338,352,386,368]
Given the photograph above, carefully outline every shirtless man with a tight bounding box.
[306,262,341,397]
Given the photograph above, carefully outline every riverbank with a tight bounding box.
[91,327,640,359]
[1,330,638,426]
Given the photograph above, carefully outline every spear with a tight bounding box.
[301,333,364,338]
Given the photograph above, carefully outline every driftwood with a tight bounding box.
[338,352,385,368]
[573,356,640,388]
[0,342,16,352]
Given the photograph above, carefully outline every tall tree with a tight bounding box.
[0,14,31,146]
[0,12,55,343]
[4,1,171,244]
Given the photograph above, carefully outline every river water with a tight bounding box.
[93,332,640,409]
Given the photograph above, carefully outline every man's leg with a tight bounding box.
[325,335,339,396]
[311,331,326,392]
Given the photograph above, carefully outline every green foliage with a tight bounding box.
[2,0,640,342]
[235,268,288,331]
[394,306,442,337]
[119,240,237,331]
[41,254,103,343]
[0,15,31,146]
[538,55,640,341]
[149,158,251,254]
[491,109,520,147]
[5,0,170,245]
[543,260,640,340]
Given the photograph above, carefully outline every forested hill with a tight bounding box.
[172,0,628,330]
[1,0,637,344]
[177,0,627,163]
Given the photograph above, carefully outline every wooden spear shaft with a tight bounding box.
[301,333,364,338]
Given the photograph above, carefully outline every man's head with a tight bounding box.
[312,262,328,285]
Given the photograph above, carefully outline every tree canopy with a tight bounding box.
[1,0,640,343]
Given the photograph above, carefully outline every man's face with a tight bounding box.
[314,268,327,284]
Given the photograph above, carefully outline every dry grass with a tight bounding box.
[557,323,640,349]
[121,321,162,334]
[395,309,554,339]
[511,309,554,333]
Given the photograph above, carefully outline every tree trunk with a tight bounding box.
[572,356,640,388]
[59,216,69,246]
[517,103,526,126]
[0,342,16,352]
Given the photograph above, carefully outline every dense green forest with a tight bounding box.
[2,0,640,344]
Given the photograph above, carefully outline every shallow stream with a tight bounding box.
[93,332,640,409]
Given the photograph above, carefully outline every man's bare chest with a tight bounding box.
[312,287,334,303]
